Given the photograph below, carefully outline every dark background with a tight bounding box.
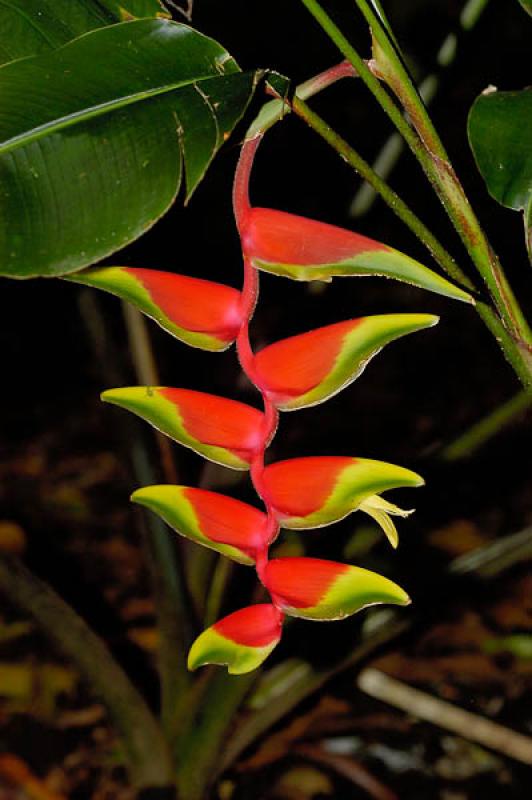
[0,1,531,798]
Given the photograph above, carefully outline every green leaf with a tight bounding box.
[516,0,532,16]
[0,0,169,65]
[0,19,255,278]
[468,87,532,260]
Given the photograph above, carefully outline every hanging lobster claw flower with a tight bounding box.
[261,456,422,529]
[68,267,243,351]
[264,557,410,620]
[253,314,438,410]
[131,485,269,565]
[188,604,284,674]
[240,207,473,303]
[101,387,265,469]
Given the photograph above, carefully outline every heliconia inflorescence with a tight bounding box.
[82,128,472,674]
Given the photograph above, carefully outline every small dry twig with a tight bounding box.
[358,668,532,765]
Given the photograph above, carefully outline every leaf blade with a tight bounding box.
[0,20,255,277]
[0,0,169,65]
[468,87,532,258]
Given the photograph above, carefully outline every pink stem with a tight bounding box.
[234,140,282,603]
[233,135,263,234]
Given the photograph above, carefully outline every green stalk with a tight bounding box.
[289,95,473,292]
[351,0,491,217]
[286,95,532,386]
[175,670,257,800]
[257,63,532,384]
[299,0,532,351]
[441,389,532,461]
[0,555,174,791]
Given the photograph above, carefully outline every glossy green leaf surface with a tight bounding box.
[0,0,169,64]
[468,88,532,258]
[0,19,255,277]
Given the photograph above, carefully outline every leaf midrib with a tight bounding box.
[0,72,226,156]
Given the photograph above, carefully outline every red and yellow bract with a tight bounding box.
[241,207,387,264]
[99,131,451,673]
[68,266,243,350]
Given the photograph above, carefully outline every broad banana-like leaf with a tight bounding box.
[240,208,472,303]
[0,0,169,64]
[131,485,268,564]
[253,314,438,410]
[0,19,255,277]
[261,456,423,529]
[264,557,410,620]
[68,267,243,351]
[101,387,264,469]
[188,604,284,674]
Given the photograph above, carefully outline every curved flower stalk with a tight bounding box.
[88,125,472,674]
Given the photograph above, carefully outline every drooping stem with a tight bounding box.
[233,136,282,596]
[247,60,357,139]
[299,0,532,353]
[0,555,174,791]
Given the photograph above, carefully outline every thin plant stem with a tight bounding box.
[299,0,532,350]
[264,45,532,384]
[358,668,532,765]
[288,94,474,292]
[441,389,532,461]
[351,0,491,217]
[0,555,174,791]
[280,94,532,386]
[257,68,473,289]
[255,59,532,384]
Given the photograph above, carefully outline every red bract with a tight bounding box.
[102,131,441,673]
[241,207,387,264]
[131,269,243,341]
[68,266,243,351]
[254,320,361,403]
[214,604,283,647]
